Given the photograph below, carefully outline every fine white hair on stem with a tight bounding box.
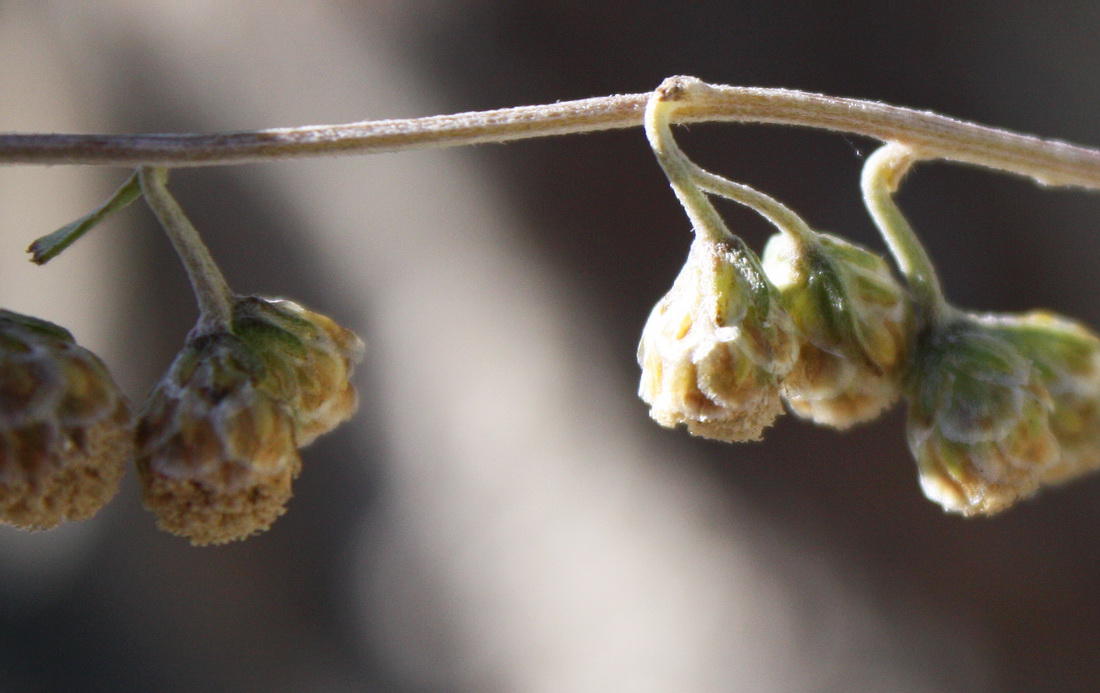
[645,81,818,246]
[860,143,950,327]
[1,76,1100,192]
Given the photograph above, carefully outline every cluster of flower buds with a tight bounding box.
[640,220,1100,515]
[638,120,1100,515]
[136,296,364,545]
[638,229,910,441]
[639,84,915,445]
[1,168,364,543]
[0,310,131,529]
[906,311,1100,515]
[0,297,362,543]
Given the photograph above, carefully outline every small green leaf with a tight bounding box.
[27,171,141,265]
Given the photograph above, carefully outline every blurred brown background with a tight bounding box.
[2,2,1100,691]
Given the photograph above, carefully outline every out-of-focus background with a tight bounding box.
[2,2,1100,691]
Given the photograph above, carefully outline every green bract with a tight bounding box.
[230,297,364,445]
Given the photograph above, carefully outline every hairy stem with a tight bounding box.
[646,81,817,248]
[644,84,733,244]
[138,167,234,334]
[0,76,1098,192]
[861,144,949,327]
[690,168,817,246]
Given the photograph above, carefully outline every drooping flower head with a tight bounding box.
[137,296,363,545]
[763,232,911,428]
[638,236,799,442]
[906,313,1060,515]
[0,310,132,529]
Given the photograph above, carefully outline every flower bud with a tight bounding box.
[230,297,364,445]
[762,232,911,429]
[906,315,1059,515]
[638,237,798,442]
[0,310,132,529]
[137,297,363,545]
[985,311,1100,486]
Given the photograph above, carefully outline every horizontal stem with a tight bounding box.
[0,76,1099,191]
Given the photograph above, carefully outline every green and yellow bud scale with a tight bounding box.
[0,310,132,529]
[906,314,1060,515]
[137,297,363,545]
[230,297,362,446]
[762,233,911,429]
[638,236,799,442]
[984,311,1100,486]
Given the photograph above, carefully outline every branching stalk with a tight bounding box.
[2,77,1100,193]
[646,80,818,249]
[644,86,733,244]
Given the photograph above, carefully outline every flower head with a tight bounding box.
[137,297,363,545]
[638,236,798,442]
[906,314,1059,515]
[0,310,132,529]
[763,232,911,428]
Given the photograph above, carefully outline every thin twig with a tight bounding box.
[1,76,1099,190]
[138,167,234,334]
[862,143,949,327]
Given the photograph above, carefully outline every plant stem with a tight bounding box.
[690,168,817,246]
[28,171,142,264]
[2,77,1100,192]
[644,85,733,244]
[861,144,949,327]
[137,167,234,334]
[646,81,818,247]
